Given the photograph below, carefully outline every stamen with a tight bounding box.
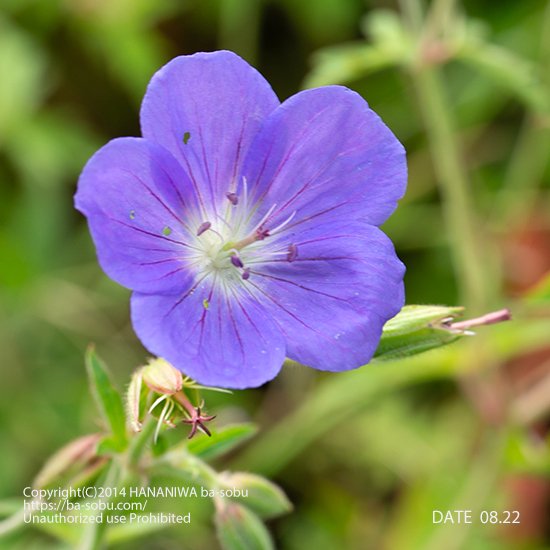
[242,176,249,208]
[154,398,171,443]
[197,221,212,236]
[270,210,297,235]
[242,268,250,280]
[163,400,176,427]
[226,192,239,205]
[230,254,244,268]
[148,394,168,414]
[287,244,298,262]
[250,203,278,235]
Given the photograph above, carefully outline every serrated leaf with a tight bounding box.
[219,472,292,519]
[187,423,258,461]
[215,501,274,550]
[85,346,127,452]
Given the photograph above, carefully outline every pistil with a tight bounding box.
[227,230,268,251]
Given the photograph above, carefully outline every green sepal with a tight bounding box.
[374,305,465,360]
[215,501,274,550]
[219,472,292,519]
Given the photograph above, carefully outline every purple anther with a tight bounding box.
[230,255,244,268]
[226,192,239,205]
[287,244,298,262]
[74,50,408,390]
[196,221,212,236]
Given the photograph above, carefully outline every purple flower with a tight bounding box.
[75,51,406,389]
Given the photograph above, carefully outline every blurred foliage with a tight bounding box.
[1,0,550,548]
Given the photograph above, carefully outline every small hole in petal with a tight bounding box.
[162,226,172,236]
[202,299,210,309]
[183,131,191,144]
[129,210,136,220]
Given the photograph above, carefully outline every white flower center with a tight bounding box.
[183,178,298,287]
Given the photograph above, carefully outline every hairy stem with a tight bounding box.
[401,0,489,311]
[411,66,488,310]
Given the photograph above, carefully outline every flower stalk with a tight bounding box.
[404,0,489,312]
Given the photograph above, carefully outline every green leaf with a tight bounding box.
[215,501,274,550]
[361,9,410,50]
[96,435,124,455]
[456,41,550,115]
[219,472,292,519]
[0,498,23,517]
[187,423,258,461]
[304,6,413,88]
[374,305,465,360]
[106,520,170,545]
[85,346,128,452]
[33,518,81,545]
[304,42,403,88]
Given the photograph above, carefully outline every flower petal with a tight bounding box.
[140,51,280,217]
[131,284,287,389]
[241,85,406,230]
[75,137,198,293]
[247,220,405,371]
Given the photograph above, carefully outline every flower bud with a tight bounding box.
[374,305,465,360]
[214,500,274,550]
[141,358,183,395]
[374,305,511,361]
[219,472,292,519]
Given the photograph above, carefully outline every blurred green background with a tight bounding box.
[1,0,550,548]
